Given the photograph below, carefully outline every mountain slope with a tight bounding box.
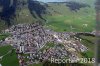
[0,0,95,32]
[0,0,46,27]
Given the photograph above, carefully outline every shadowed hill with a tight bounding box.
[0,0,17,26]
[28,0,46,21]
[47,1,90,12]
[0,0,47,27]
[66,1,90,12]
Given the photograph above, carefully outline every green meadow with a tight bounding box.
[44,4,96,32]
[0,45,19,66]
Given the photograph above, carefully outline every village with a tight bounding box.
[0,22,89,66]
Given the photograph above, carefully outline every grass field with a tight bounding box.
[0,33,19,66]
[0,33,11,40]
[80,35,95,58]
[44,4,95,32]
[0,45,19,66]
